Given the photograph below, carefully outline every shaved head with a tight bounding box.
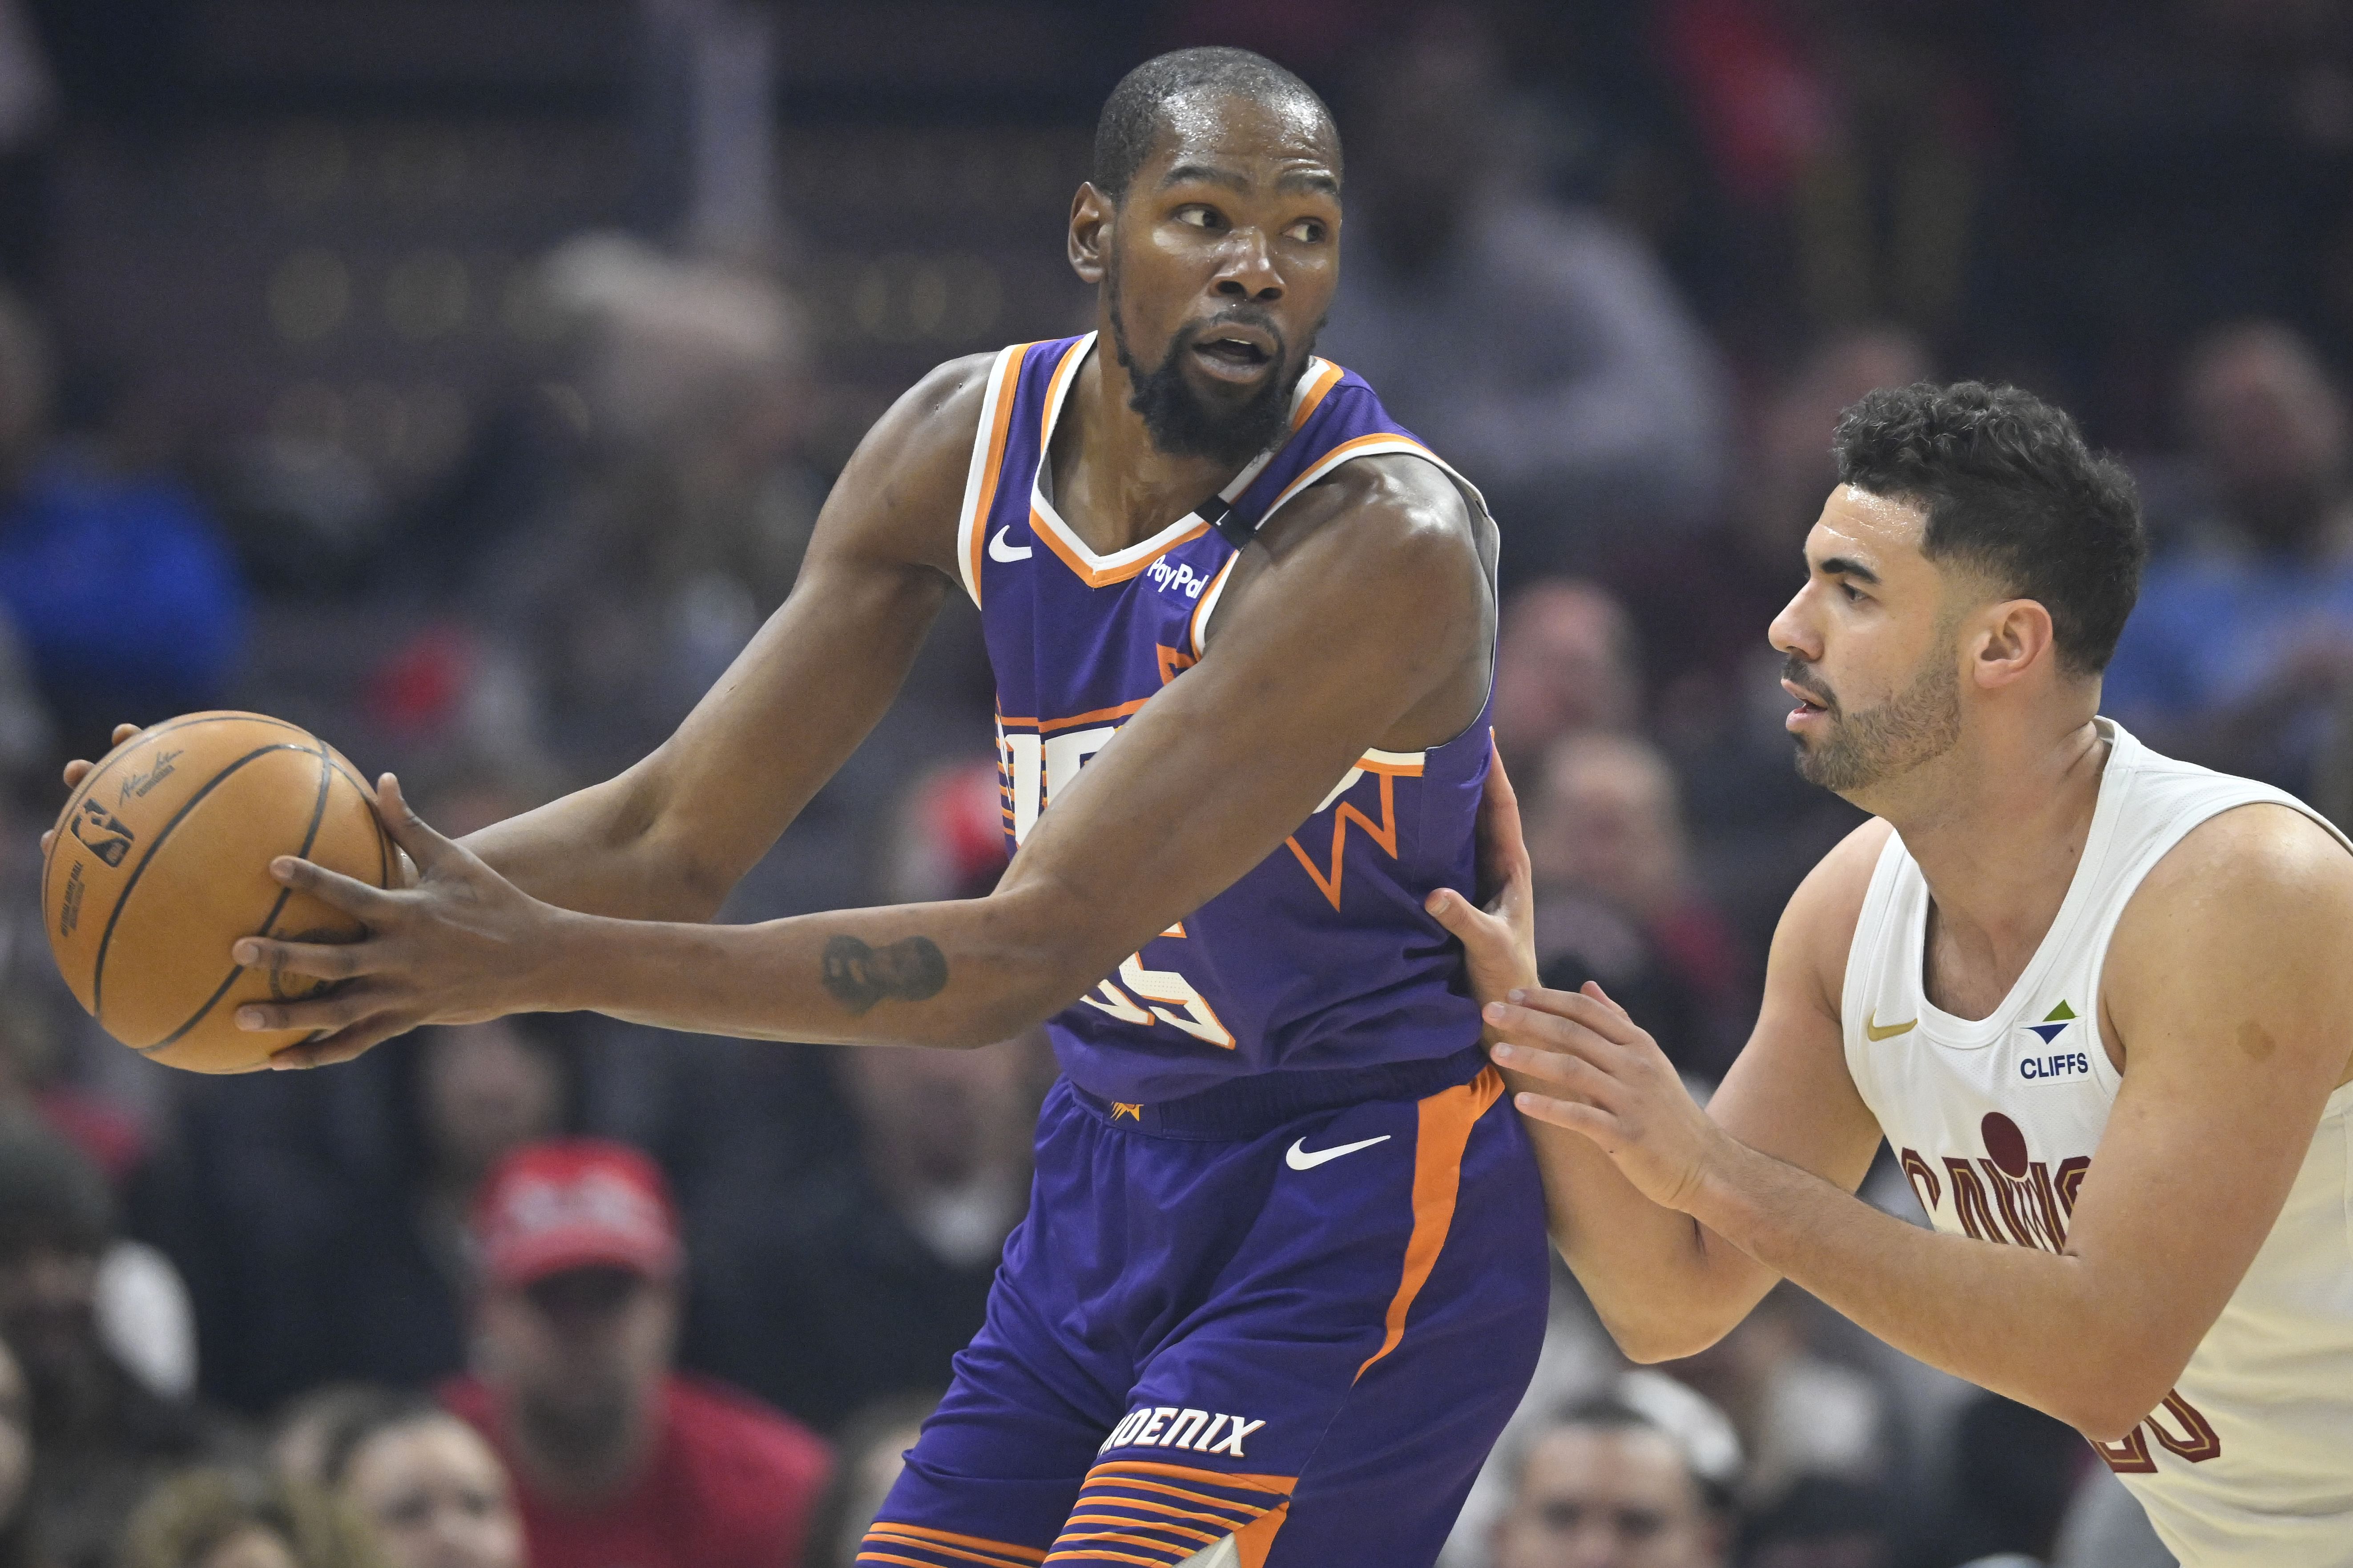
[1092,47,1340,205]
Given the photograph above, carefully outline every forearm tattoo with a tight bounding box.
[822,934,949,1014]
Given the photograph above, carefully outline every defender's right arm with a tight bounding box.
[451,355,992,921]
[1434,801,1887,1360]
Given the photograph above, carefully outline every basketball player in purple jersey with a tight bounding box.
[56,48,1552,1568]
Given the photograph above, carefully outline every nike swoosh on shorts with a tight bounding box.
[1284,1134,1392,1171]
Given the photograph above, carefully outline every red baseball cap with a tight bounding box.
[471,1138,682,1289]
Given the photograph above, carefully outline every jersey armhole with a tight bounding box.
[1838,829,1914,1110]
[955,343,1026,609]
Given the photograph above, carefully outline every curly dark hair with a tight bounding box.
[1833,382,2146,675]
[1092,47,1338,204]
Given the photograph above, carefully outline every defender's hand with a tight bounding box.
[1487,982,1731,1213]
[1426,744,1539,1022]
[228,774,568,1069]
[39,724,141,857]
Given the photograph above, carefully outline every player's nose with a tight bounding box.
[1213,228,1283,301]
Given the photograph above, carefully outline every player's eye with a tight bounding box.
[1839,580,1866,603]
[1284,218,1327,243]
[1175,205,1221,230]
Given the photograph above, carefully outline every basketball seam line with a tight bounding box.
[90,743,315,1024]
[40,713,310,915]
[142,737,338,1056]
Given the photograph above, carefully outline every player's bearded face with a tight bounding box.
[1105,251,1311,469]
[1784,633,1962,793]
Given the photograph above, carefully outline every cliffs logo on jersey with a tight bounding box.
[1901,1112,2220,1476]
[2016,1001,2092,1086]
[1099,1405,1265,1459]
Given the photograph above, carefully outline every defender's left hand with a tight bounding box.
[230,774,565,1069]
[1486,982,1733,1213]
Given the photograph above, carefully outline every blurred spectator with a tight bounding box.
[439,1139,830,1568]
[0,289,245,760]
[1526,732,1746,1079]
[1491,580,1641,780]
[690,1036,1044,1431]
[802,1392,938,1568]
[1657,0,1998,354]
[1618,334,1923,973]
[315,1392,523,1568]
[0,1114,239,1568]
[143,1019,579,1415]
[117,1470,379,1568]
[1487,1394,1730,1568]
[1926,1393,2083,1568]
[1659,1287,1886,1517]
[2104,320,2353,803]
[1737,1476,1899,1568]
[0,1335,42,1568]
[1321,13,1731,575]
[1612,329,1934,736]
[266,1391,378,1495]
[0,0,51,290]
[458,237,823,778]
[2048,1466,2174,1568]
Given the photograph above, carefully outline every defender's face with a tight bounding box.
[1768,486,1964,794]
[1099,91,1341,409]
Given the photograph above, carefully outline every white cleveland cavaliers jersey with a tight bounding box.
[1841,720,2353,1566]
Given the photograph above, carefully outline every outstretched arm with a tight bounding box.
[238,455,1495,1065]
[1490,804,2353,1439]
[1433,799,1886,1359]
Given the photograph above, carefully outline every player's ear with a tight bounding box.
[1070,182,1112,284]
[1971,597,2055,690]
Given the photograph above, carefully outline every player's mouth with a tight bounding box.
[1781,676,1834,731]
[1189,325,1278,382]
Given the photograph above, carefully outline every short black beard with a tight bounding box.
[1787,647,1963,794]
[1105,259,1307,470]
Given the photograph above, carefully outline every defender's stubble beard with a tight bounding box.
[1789,636,1965,795]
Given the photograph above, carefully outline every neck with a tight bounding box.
[1863,712,2109,1000]
[1056,329,1254,555]
[505,1384,657,1506]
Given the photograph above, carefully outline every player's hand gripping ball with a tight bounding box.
[40,713,395,1073]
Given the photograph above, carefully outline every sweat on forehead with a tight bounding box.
[1092,46,1340,202]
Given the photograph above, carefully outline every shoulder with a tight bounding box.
[852,350,1000,478]
[2127,801,2353,937]
[1257,449,1488,584]
[1771,817,1898,1007]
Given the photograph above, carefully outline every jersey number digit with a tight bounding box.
[2092,1389,2221,1472]
[1079,929,1235,1049]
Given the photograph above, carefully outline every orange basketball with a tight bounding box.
[40,712,395,1073]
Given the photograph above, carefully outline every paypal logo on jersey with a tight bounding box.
[1147,557,1209,599]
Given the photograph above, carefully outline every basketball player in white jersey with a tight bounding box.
[1433,380,2353,1565]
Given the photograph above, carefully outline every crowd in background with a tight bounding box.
[3,2,2350,1566]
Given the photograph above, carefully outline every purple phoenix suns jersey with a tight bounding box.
[956,332,1496,1106]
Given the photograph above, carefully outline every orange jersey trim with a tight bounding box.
[1031,508,1214,589]
[1262,431,1437,518]
[961,344,1033,609]
[1289,360,1345,430]
[862,1522,1047,1566]
[996,695,1155,734]
[1285,771,1401,912]
[1356,1066,1505,1380]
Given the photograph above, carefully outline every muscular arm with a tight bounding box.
[1504,805,2353,1439]
[455,354,989,921]
[1442,813,1886,1359]
[243,456,1495,1059]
